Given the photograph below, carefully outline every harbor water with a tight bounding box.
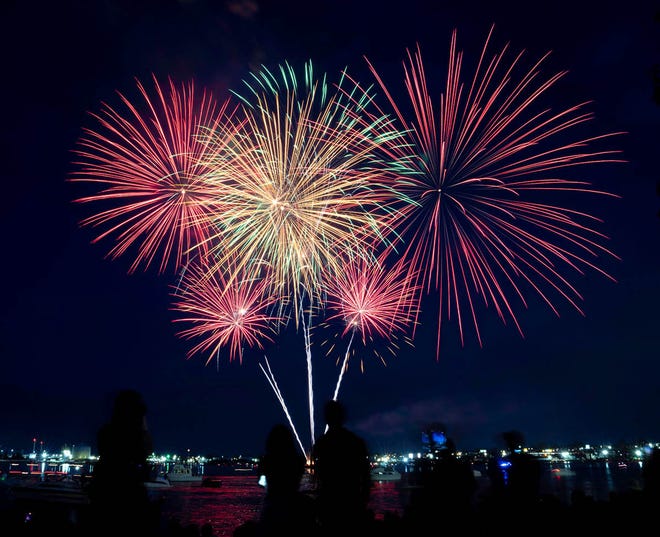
[154,459,645,536]
[154,474,401,536]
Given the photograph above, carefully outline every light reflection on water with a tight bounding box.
[156,476,264,536]
[157,462,645,536]
[538,459,644,504]
[156,475,402,537]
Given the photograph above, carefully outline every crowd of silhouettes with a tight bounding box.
[239,413,660,537]
[4,392,660,537]
[234,398,373,537]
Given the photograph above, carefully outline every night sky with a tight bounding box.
[1,0,658,458]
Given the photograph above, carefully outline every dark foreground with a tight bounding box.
[1,478,659,537]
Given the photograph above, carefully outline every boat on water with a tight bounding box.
[166,463,203,484]
[370,465,402,482]
[144,475,172,489]
[6,469,177,508]
[201,477,223,488]
[8,475,90,505]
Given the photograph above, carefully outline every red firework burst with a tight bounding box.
[365,26,625,356]
[170,260,283,365]
[322,253,420,368]
[69,74,240,274]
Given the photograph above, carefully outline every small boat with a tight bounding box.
[370,466,402,482]
[144,475,172,489]
[551,468,577,477]
[166,463,203,484]
[201,477,223,488]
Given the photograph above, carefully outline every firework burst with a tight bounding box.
[69,28,626,458]
[323,253,419,365]
[199,60,402,323]
[365,26,625,356]
[321,252,420,402]
[70,74,240,274]
[170,258,283,365]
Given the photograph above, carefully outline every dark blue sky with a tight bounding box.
[1,0,658,458]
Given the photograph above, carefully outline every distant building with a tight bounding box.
[62,444,92,460]
[74,445,91,459]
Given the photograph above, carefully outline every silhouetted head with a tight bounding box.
[502,430,525,451]
[324,399,346,428]
[112,389,147,424]
[265,423,296,456]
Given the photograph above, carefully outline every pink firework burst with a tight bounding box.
[170,260,283,365]
[366,26,625,357]
[69,74,240,274]
[323,253,420,370]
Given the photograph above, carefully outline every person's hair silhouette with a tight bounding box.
[86,389,157,537]
[261,423,306,497]
[501,429,542,506]
[324,398,346,428]
[236,423,316,537]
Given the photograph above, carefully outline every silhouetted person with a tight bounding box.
[403,435,477,533]
[431,438,477,516]
[501,430,542,507]
[643,447,660,498]
[485,448,506,497]
[311,399,372,535]
[256,423,317,536]
[641,445,660,525]
[86,389,158,537]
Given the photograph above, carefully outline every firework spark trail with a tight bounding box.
[70,74,241,274]
[192,60,407,447]
[299,299,316,449]
[259,357,307,457]
[316,253,419,437]
[331,330,355,403]
[320,329,356,436]
[364,25,625,357]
